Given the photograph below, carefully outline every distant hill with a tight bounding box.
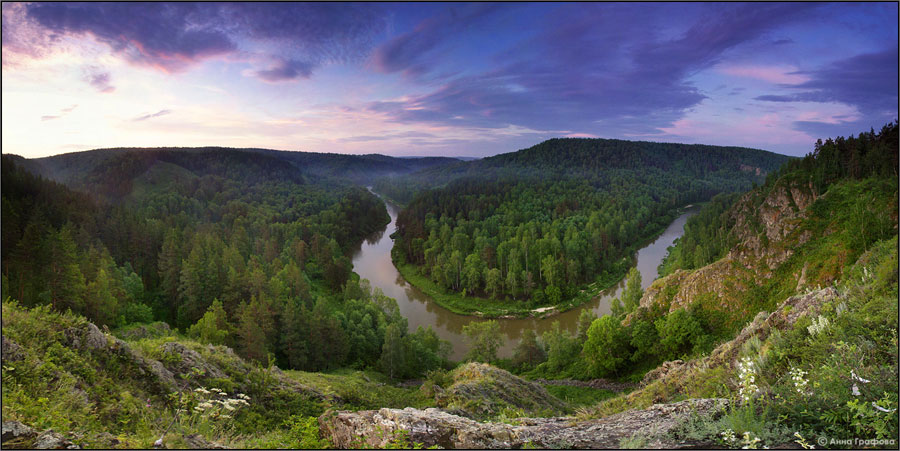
[7,147,460,201]
[374,138,792,205]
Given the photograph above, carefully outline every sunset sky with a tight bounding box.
[2,2,897,158]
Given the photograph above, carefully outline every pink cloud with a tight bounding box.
[564,132,600,138]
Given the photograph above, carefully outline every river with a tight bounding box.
[351,196,700,360]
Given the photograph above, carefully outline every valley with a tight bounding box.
[352,193,700,360]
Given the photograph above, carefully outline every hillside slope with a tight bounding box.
[0,301,435,449]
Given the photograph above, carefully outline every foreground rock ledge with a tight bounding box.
[319,398,727,449]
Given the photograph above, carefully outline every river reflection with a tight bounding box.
[351,195,700,360]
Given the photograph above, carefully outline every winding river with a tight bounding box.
[351,196,700,360]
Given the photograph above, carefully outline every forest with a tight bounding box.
[385,138,790,312]
[1,148,456,378]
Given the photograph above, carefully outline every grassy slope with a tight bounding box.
[0,301,435,449]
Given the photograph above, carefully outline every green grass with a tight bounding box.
[543,385,618,409]
[285,368,435,411]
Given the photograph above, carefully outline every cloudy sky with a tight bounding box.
[2,2,897,158]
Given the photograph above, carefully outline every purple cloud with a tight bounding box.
[134,109,171,122]
[367,3,821,135]
[254,59,315,82]
[24,3,235,72]
[86,69,115,93]
[41,104,77,121]
[372,4,500,77]
[15,3,386,79]
[754,47,899,116]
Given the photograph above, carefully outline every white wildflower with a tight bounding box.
[850,370,870,383]
[851,384,861,396]
[210,388,222,393]
[236,393,250,400]
[720,428,737,445]
[197,401,214,410]
[194,387,210,395]
[872,402,897,413]
[794,432,815,449]
[737,357,759,402]
[790,367,809,394]
[807,315,830,336]
[741,432,763,449]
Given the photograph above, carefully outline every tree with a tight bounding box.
[380,323,405,380]
[583,315,631,377]
[655,308,705,360]
[622,267,643,313]
[462,320,502,363]
[629,316,658,362]
[542,321,580,372]
[47,226,86,314]
[485,268,503,299]
[188,299,230,345]
[576,309,597,343]
[512,328,545,370]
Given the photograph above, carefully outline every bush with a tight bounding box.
[583,316,632,377]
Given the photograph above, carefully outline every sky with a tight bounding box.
[2,2,897,159]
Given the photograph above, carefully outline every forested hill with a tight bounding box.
[13,146,459,201]
[374,138,791,204]
[387,138,791,315]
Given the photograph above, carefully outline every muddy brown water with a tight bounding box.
[351,195,700,360]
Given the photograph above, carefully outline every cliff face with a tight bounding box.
[637,179,829,321]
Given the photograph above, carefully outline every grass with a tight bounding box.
[284,368,435,411]
[542,384,618,409]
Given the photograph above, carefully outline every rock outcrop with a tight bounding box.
[436,363,567,419]
[637,180,818,316]
[1,422,81,450]
[320,398,728,449]
[1,335,24,362]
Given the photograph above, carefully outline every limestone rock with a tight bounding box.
[320,398,728,449]
[33,430,80,449]
[117,322,172,341]
[641,360,685,386]
[2,421,36,446]
[438,363,567,419]
[160,342,225,379]
[1,335,24,362]
[64,323,107,351]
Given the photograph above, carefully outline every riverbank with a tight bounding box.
[388,203,704,319]
[392,255,631,319]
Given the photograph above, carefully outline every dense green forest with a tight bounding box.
[1,148,455,377]
[386,139,790,313]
